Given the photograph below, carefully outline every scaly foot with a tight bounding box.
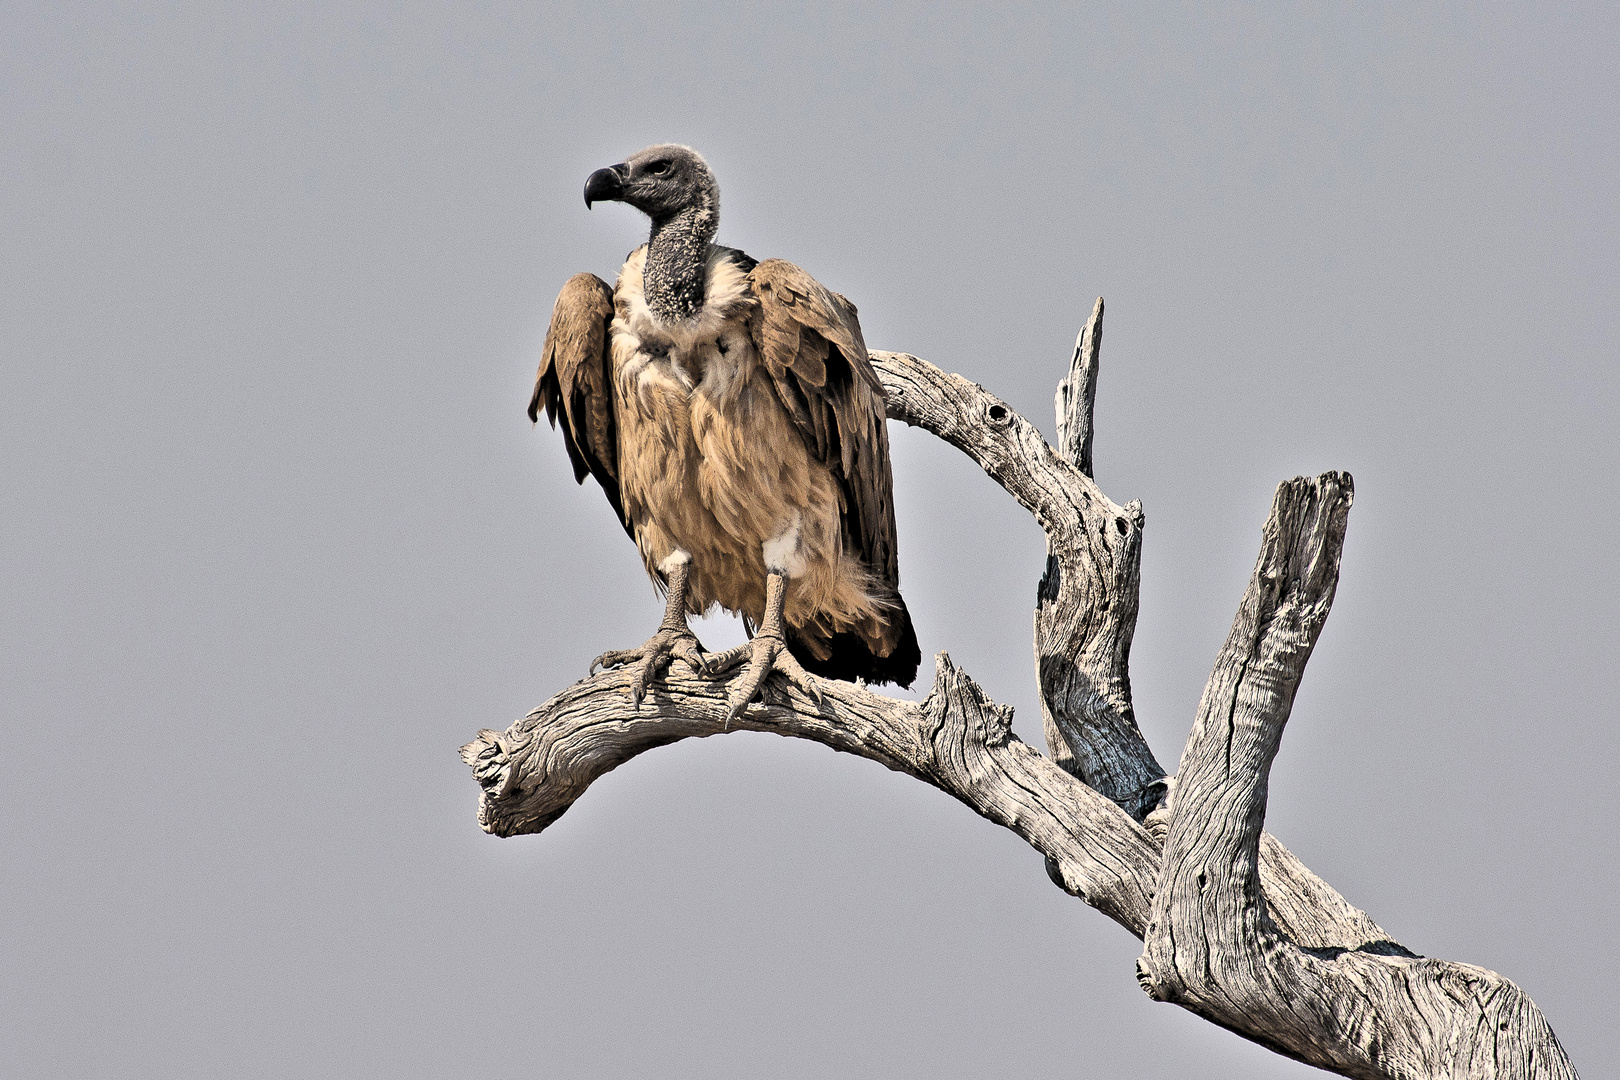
[706,633,822,722]
[591,627,707,708]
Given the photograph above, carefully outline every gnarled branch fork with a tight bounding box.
[465,309,1576,1078]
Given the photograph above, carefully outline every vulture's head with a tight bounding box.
[583,144,717,224]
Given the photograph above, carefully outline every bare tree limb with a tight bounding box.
[1137,473,1576,1078]
[1056,296,1104,477]
[460,655,1158,931]
[873,346,1164,817]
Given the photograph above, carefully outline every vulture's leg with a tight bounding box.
[705,569,822,722]
[590,552,707,707]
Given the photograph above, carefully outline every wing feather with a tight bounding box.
[531,272,629,535]
[747,259,898,587]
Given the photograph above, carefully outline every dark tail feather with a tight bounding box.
[785,596,921,689]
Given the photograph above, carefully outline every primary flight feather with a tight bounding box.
[534,144,920,717]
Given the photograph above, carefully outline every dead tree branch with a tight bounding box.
[466,318,1577,1078]
[461,654,1157,929]
[873,339,1162,816]
[1136,474,1575,1078]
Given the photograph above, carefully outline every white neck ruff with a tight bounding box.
[614,245,754,357]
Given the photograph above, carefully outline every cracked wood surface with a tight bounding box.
[872,338,1165,816]
[1136,473,1575,1078]
[469,340,1577,1077]
[462,654,1158,931]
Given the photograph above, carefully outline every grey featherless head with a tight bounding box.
[583,144,718,225]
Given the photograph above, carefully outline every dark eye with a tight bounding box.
[647,161,670,175]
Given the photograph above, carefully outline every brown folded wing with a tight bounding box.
[530,272,628,535]
[746,258,899,591]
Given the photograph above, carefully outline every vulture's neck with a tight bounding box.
[643,203,717,325]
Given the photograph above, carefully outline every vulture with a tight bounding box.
[532,144,920,717]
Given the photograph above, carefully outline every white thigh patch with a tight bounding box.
[762,513,807,577]
[657,548,693,575]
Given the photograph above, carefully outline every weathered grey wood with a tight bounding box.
[457,652,1397,953]
[470,344,1577,1077]
[1055,296,1103,477]
[1137,474,1575,1078]
[872,347,1165,817]
[461,653,1159,930]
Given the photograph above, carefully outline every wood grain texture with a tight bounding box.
[472,344,1577,1078]
[1055,296,1103,477]
[870,346,1165,816]
[461,654,1157,930]
[1137,474,1575,1078]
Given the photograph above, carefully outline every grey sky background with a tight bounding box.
[3,3,1615,1077]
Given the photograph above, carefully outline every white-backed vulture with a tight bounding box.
[532,144,919,718]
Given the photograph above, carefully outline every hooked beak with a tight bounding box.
[583,165,627,209]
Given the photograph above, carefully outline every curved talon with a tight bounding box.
[701,642,752,677]
[589,628,707,707]
[718,634,823,722]
[589,649,634,676]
